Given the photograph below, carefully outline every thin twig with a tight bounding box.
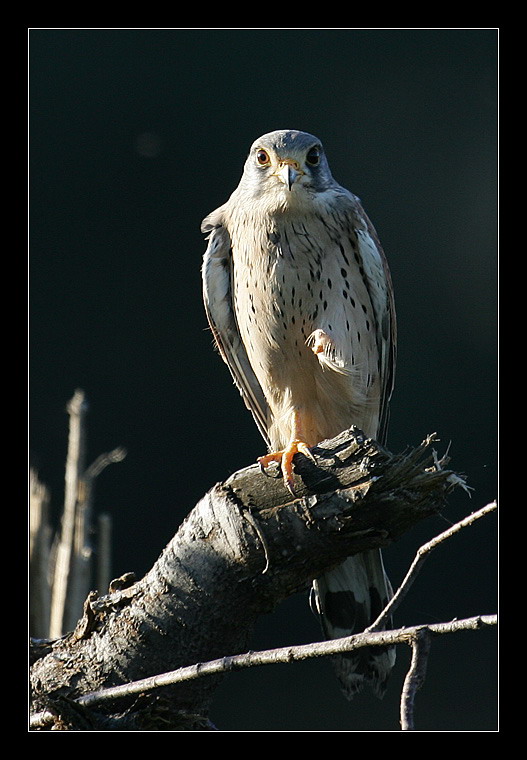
[400,628,432,731]
[29,613,496,728]
[367,501,497,633]
[85,446,127,480]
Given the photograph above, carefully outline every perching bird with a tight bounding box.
[201,129,396,698]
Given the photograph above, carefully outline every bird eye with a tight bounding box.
[306,146,321,166]
[256,149,271,166]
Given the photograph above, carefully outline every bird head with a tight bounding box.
[237,130,336,207]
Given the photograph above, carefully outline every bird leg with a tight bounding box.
[258,410,317,495]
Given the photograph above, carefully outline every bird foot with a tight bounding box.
[258,440,316,495]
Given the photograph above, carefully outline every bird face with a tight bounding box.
[239,130,336,202]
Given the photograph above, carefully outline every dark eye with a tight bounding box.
[306,146,321,166]
[256,149,270,166]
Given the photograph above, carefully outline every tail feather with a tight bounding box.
[311,549,395,699]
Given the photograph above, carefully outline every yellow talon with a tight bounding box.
[258,439,316,495]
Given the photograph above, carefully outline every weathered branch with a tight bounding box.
[31,504,497,731]
[29,427,477,731]
[40,390,127,641]
[400,628,432,731]
[30,613,496,730]
[49,389,88,638]
[29,472,52,639]
[368,501,497,632]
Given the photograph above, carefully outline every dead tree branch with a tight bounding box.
[30,613,496,730]
[400,628,432,731]
[368,501,497,632]
[32,390,126,640]
[29,427,492,731]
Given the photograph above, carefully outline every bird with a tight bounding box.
[201,129,396,698]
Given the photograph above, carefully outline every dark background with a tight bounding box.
[29,29,497,731]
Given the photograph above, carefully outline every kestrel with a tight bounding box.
[202,129,396,698]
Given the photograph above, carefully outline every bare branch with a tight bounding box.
[29,471,52,638]
[29,427,494,731]
[37,389,126,641]
[400,628,432,731]
[76,614,498,697]
[29,614,496,729]
[49,389,88,638]
[368,501,497,632]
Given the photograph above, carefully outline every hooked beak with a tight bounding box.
[275,159,304,191]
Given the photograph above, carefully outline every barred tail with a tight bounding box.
[311,549,396,699]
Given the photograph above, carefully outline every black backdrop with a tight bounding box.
[29,29,497,731]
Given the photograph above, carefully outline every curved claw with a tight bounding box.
[258,440,316,496]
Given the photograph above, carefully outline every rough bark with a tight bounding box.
[30,428,461,731]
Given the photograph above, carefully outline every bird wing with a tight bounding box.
[331,191,397,445]
[201,207,271,447]
[356,208,397,445]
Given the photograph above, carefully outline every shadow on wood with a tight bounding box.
[30,427,463,731]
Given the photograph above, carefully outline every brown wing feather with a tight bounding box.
[202,211,271,446]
